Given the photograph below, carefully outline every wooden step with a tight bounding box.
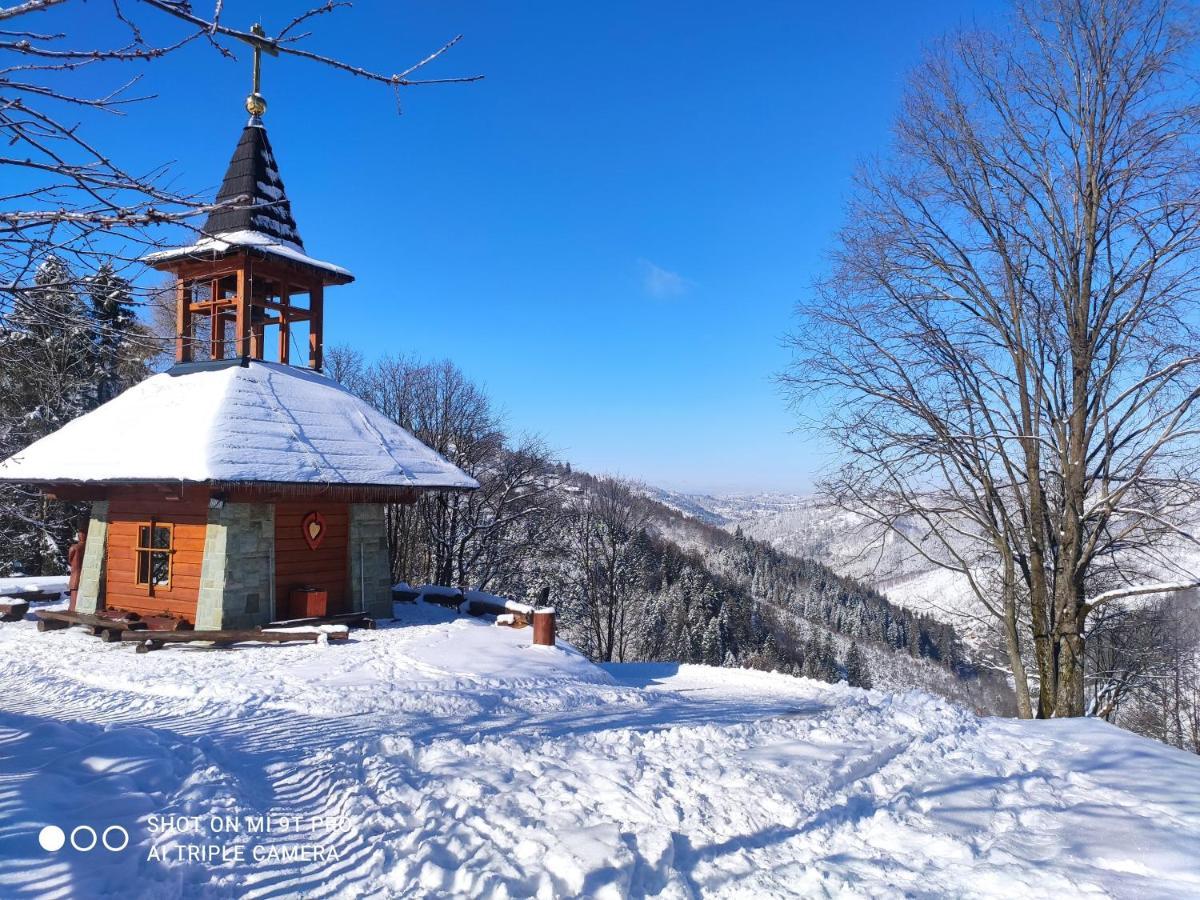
[128,629,349,653]
[34,609,146,636]
[263,611,375,630]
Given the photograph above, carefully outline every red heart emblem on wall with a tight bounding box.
[302,511,326,550]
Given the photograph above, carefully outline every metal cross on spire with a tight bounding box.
[238,23,278,124]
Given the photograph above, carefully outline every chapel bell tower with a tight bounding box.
[146,29,353,370]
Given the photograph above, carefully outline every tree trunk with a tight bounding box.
[1053,594,1087,717]
[1001,564,1034,719]
[1023,456,1056,718]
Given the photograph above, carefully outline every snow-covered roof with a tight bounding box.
[143,230,352,280]
[0,360,478,491]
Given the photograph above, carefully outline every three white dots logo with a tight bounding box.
[38,824,129,853]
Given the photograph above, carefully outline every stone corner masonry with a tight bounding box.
[348,503,392,620]
[196,501,274,630]
[75,500,109,615]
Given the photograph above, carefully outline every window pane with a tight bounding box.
[137,550,150,584]
[152,526,171,549]
[138,526,150,548]
[150,551,169,586]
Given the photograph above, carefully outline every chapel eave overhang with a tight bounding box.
[5,478,475,505]
[143,233,354,286]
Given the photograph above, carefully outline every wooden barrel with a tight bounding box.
[532,609,556,647]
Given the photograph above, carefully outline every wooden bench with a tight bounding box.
[130,629,350,653]
[34,609,147,637]
[33,609,348,653]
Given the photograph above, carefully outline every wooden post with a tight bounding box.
[235,266,250,359]
[213,313,227,360]
[532,608,556,647]
[174,279,192,363]
[278,281,290,364]
[251,318,264,360]
[308,282,323,370]
[209,278,220,360]
[67,529,86,612]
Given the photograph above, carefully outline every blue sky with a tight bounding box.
[61,0,1001,493]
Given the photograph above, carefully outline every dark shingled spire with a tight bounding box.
[202,122,303,248]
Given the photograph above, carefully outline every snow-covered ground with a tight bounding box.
[1,602,1198,898]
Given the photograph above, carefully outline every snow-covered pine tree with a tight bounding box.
[87,263,145,403]
[801,634,820,680]
[845,641,873,689]
[759,632,782,671]
[0,257,148,575]
[818,634,839,683]
[702,616,723,666]
[0,258,94,573]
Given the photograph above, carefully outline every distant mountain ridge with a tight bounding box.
[640,487,811,529]
[640,486,898,575]
[640,485,1200,659]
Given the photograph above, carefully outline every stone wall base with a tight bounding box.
[348,504,393,620]
[196,501,274,630]
[75,500,109,615]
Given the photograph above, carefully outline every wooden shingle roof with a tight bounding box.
[202,122,303,247]
[145,119,351,281]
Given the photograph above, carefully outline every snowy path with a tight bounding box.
[0,602,1197,898]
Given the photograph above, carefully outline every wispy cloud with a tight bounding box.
[640,259,692,299]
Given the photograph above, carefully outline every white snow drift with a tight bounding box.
[0,601,1197,898]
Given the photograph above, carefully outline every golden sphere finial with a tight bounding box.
[245,22,267,120]
[246,92,267,117]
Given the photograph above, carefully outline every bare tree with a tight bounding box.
[0,2,479,570]
[786,0,1200,717]
[1107,590,1200,752]
[340,351,562,595]
[564,477,651,663]
[324,343,367,392]
[441,435,564,591]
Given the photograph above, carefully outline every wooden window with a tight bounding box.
[135,521,173,593]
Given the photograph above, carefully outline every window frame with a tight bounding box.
[134,519,174,594]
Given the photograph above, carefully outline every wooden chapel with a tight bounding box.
[0,81,477,631]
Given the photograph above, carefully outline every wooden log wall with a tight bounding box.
[103,487,209,622]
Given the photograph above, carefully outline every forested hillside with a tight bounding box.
[580,478,1014,713]
[323,349,1012,711]
[652,488,1200,752]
